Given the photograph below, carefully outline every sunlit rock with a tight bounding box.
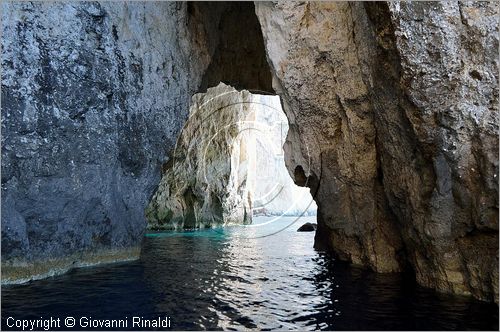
[147,83,256,229]
[146,83,316,230]
[1,1,273,283]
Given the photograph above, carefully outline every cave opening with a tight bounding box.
[4,2,498,328]
[146,2,317,232]
[146,83,317,231]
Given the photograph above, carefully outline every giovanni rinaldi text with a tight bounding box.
[6,316,172,330]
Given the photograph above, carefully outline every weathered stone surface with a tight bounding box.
[1,1,213,282]
[146,83,316,230]
[2,0,497,304]
[255,1,498,301]
[1,1,275,283]
[146,83,256,229]
[194,2,273,93]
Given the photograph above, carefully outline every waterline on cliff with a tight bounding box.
[2,216,497,330]
[1,247,141,286]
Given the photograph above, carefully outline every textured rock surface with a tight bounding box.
[194,2,273,93]
[1,1,274,283]
[146,83,316,230]
[2,0,497,304]
[1,1,213,283]
[297,223,317,232]
[255,2,498,301]
[146,83,256,229]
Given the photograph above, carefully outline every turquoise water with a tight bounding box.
[2,217,498,330]
[145,215,308,239]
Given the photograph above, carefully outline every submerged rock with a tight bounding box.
[297,223,317,232]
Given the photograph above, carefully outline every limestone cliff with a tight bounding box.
[2,0,497,304]
[1,1,214,283]
[1,1,273,283]
[146,83,256,229]
[146,83,317,230]
[255,1,498,301]
[252,95,317,216]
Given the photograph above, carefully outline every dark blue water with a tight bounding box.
[2,217,498,330]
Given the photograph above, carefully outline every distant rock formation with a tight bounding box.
[252,96,317,217]
[1,1,212,283]
[146,83,316,230]
[146,83,256,229]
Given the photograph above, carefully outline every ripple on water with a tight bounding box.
[2,217,498,330]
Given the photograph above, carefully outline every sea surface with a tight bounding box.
[2,216,498,330]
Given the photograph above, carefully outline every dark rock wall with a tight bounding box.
[1,1,213,281]
[195,2,273,93]
[366,1,499,302]
[1,1,274,283]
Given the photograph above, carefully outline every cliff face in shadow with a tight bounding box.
[1,1,213,283]
[146,83,316,230]
[255,1,498,301]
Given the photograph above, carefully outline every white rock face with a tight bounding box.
[147,83,316,230]
[251,94,317,216]
[147,83,254,229]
